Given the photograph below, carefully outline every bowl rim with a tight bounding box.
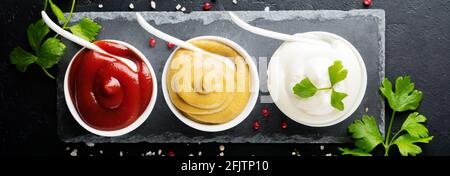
[161,36,260,132]
[268,31,368,127]
[63,39,158,137]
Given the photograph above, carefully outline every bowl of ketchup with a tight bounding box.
[64,40,157,137]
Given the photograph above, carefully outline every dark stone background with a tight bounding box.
[0,0,449,156]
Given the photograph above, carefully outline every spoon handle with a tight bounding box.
[229,12,300,42]
[42,11,138,72]
[135,13,203,53]
[41,11,107,55]
[229,12,330,48]
[136,13,236,71]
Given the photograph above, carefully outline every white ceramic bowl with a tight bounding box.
[267,31,367,127]
[64,39,158,137]
[162,36,259,132]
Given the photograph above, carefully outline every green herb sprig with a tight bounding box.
[9,0,101,79]
[292,60,348,111]
[340,76,432,156]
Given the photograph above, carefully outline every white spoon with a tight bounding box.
[41,11,138,72]
[228,12,331,48]
[135,13,236,71]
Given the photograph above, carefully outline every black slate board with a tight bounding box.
[57,10,385,143]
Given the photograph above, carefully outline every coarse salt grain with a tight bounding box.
[98,4,103,9]
[320,145,324,150]
[158,149,162,155]
[175,4,181,10]
[70,149,78,157]
[181,7,186,12]
[150,0,156,9]
[232,0,237,5]
[85,142,95,147]
[264,6,270,12]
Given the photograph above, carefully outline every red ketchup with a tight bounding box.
[69,41,153,131]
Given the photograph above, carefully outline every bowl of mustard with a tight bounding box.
[162,36,259,132]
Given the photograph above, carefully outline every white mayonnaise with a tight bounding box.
[267,32,367,127]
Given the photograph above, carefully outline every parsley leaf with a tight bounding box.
[339,148,372,156]
[69,18,101,42]
[292,60,348,110]
[9,47,38,72]
[292,78,318,98]
[380,76,423,112]
[331,89,348,111]
[392,134,433,156]
[400,112,429,138]
[36,38,66,68]
[8,0,102,79]
[328,60,348,86]
[9,38,66,76]
[390,112,432,156]
[49,0,67,23]
[340,76,432,156]
[27,19,50,53]
[348,115,383,152]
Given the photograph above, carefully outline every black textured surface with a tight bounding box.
[1,0,449,156]
[57,11,385,143]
